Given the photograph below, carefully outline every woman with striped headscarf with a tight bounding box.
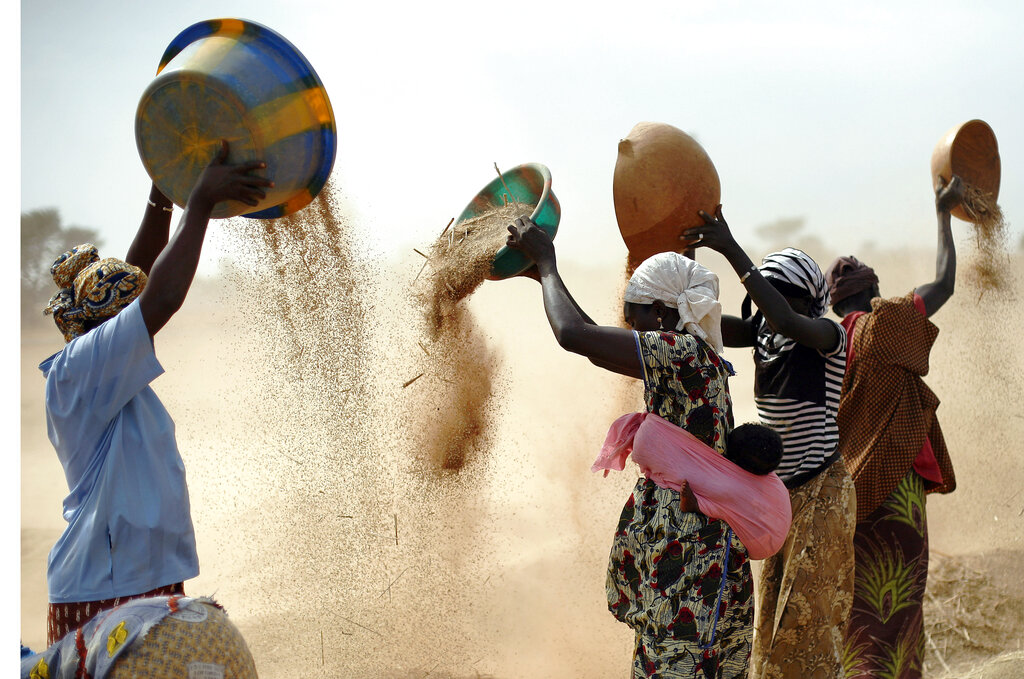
[38,141,271,645]
[684,208,854,679]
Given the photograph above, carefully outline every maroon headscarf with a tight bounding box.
[825,256,879,306]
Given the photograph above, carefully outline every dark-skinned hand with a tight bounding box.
[506,216,556,268]
[680,204,741,257]
[935,174,964,214]
[188,140,273,213]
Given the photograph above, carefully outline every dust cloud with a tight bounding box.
[20,200,1023,677]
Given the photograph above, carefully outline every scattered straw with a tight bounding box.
[417,201,536,341]
[494,162,522,210]
[339,616,384,638]
[404,190,524,473]
[402,373,425,389]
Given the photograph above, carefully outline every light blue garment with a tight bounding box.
[40,299,199,603]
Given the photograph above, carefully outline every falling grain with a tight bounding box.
[403,193,531,474]
[417,201,536,341]
[960,183,1011,293]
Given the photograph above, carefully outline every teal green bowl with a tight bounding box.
[455,163,560,280]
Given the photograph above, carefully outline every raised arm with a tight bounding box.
[506,218,643,379]
[720,313,758,348]
[518,264,634,372]
[683,206,839,353]
[138,141,272,337]
[125,183,175,275]
[915,175,963,317]
[518,265,598,325]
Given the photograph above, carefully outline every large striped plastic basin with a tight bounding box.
[135,18,336,219]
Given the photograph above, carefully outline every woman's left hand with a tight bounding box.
[506,217,555,267]
[681,205,741,256]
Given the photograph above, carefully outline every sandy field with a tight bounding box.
[20,221,1024,677]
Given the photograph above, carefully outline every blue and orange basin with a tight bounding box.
[136,18,336,219]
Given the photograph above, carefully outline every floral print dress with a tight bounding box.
[606,331,754,678]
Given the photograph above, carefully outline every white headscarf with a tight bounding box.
[624,252,724,353]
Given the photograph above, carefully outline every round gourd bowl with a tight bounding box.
[135,18,337,219]
[930,119,1000,223]
[613,121,720,265]
[455,163,561,280]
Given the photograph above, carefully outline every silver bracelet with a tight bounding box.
[739,265,757,283]
[147,199,173,212]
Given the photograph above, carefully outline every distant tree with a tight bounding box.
[22,208,103,316]
[756,216,806,245]
[753,216,827,261]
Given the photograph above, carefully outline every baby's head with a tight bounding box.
[726,423,783,475]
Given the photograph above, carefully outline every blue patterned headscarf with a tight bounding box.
[43,244,148,342]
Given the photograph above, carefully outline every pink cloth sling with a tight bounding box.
[593,411,793,559]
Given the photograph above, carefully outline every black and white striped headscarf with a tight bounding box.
[757,248,830,319]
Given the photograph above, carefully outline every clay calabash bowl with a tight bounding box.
[613,121,721,265]
[931,119,1000,223]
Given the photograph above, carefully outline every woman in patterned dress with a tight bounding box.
[506,218,752,678]
[825,176,963,679]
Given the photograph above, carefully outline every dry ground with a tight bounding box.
[20,242,1024,677]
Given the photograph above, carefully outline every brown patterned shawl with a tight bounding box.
[837,292,956,521]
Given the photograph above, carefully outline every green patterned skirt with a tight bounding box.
[845,471,929,679]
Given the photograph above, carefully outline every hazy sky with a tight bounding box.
[20,0,1023,272]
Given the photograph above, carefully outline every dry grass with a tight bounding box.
[923,550,1024,677]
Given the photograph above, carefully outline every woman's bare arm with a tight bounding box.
[684,207,839,353]
[507,218,643,379]
[125,184,174,276]
[916,175,963,317]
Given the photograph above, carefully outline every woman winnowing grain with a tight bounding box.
[39,141,271,645]
[683,211,854,679]
[824,175,963,679]
[506,219,761,679]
